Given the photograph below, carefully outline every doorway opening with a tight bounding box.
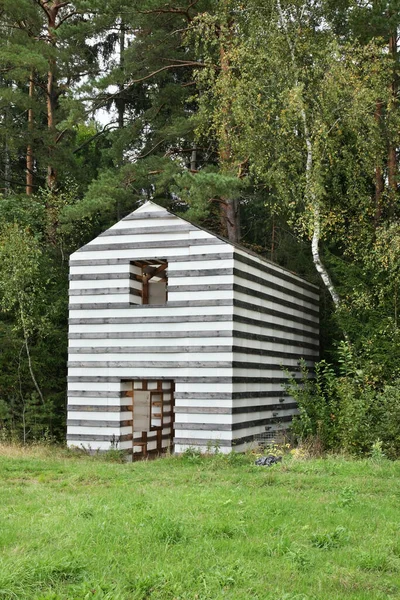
[123,379,174,458]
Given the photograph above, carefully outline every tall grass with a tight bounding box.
[0,447,399,599]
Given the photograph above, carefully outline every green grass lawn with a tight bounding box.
[0,446,399,600]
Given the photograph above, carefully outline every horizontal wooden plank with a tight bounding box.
[234,299,318,328]
[174,437,232,448]
[168,284,232,293]
[233,251,318,293]
[69,253,234,267]
[68,376,232,383]
[170,268,234,277]
[234,284,319,318]
[234,267,319,306]
[78,238,226,253]
[232,391,290,399]
[174,407,231,414]
[68,360,232,368]
[174,422,231,431]
[233,313,319,338]
[232,414,294,431]
[67,419,132,428]
[67,390,124,398]
[174,413,296,432]
[69,299,233,310]
[69,273,135,281]
[174,392,232,400]
[170,253,234,263]
[232,347,317,361]
[232,402,297,414]
[99,225,197,237]
[68,315,233,326]
[68,345,232,354]
[69,288,130,296]
[232,376,295,384]
[68,330,231,340]
[67,405,130,412]
[122,211,172,221]
[234,331,319,351]
[67,434,128,442]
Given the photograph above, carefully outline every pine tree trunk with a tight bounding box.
[374,100,384,225]
[388,31,398,194]
[117,21,125,130]
[26,71,34,195]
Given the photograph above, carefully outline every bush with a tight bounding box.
[288,345,400,458]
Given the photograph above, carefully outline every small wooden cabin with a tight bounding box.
[67,201,319,457]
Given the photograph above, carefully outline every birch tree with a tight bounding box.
[191,0,395,314]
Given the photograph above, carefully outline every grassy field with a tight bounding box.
[0,446,399,600]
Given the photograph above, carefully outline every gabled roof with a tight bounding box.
[73,200,317,290]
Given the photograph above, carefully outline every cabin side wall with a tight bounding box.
[67,205,235,455]
[232,250,319,451]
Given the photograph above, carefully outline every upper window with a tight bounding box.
[130,260,168,305]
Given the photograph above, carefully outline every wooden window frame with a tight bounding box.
[130,259,168,305]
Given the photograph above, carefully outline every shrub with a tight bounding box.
[288,344,400,458]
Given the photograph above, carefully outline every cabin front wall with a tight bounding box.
[231,250,320,451]
[67,203,236,455]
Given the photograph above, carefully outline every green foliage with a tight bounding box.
[289,347,400,458]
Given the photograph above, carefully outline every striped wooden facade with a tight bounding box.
[67,201,319,455]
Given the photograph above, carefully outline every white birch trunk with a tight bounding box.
[277,0,340,308]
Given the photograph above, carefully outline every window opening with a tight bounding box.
[130,260,168,305]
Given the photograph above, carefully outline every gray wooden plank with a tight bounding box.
[174,437,232,448]
[67,434,132,442]
[167,284,233,292]
[77,238,225,252]
[99,225,197,237]
[69,299,233,310]
[233,313,319,337]
[174,392,232,399]
[232,345,317,359]
[67,419,132,428]
[231,402,298,413]
[169,253,233,263]
[69,253,233,266]
[69,288,130,296]
[174,407,231,414]
[68,360,232,368]
[234,267,319,306]
[67,376,232,383]
[234,283,319,318]
[234,299,318,328]
[68,345,232,354]
[233,251,319,292]
[122,211,172,220]
[68,330,232,340]
[67,405,128,412]
[68,315,232,326]
[174,423,231,431]
[67,391,123,398]
[69,273,134,281]
[234,330,319,350]
[170,269,233,277]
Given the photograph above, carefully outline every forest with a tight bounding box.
[0,0,399,455]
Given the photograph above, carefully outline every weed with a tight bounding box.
[337,486,357,507]
[370,439,386,462]
[287,545,313,571]
[358,552,399,572]
[152,515,185,545]
[310,526,349,549]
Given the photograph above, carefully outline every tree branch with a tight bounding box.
[92,62,210,110]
